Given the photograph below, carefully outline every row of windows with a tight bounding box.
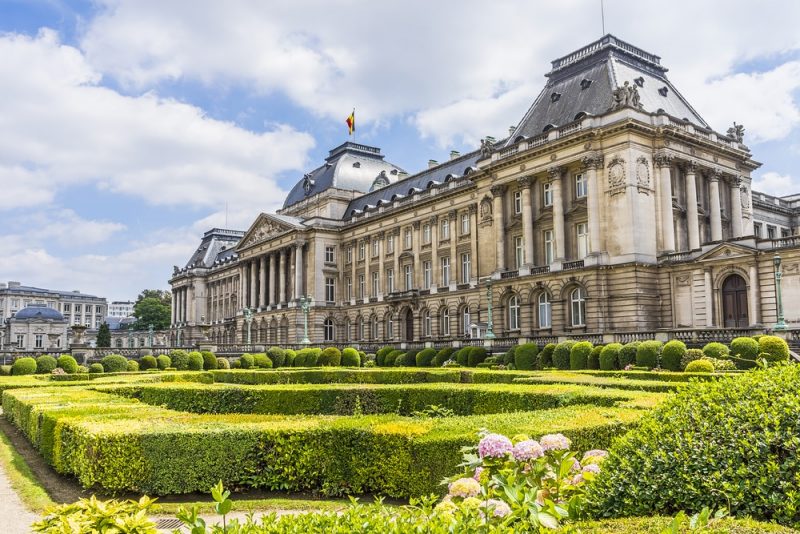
[753,222,791,239]
[11,334,62,349]
[506,288,586,330]
[512,174,588,215]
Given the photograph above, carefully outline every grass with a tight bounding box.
[152,496,351,515]
[0,416,54,513]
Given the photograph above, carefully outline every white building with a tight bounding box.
[0,282,108,330]
[108,300,135,318]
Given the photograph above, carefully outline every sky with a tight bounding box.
[1,0,799,302]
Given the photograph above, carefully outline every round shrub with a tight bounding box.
[758,335,789,362]
[730,336,760,369]
[88,363,104,374]
[552,340,576,370]
[293,352,307,367]
[127,360,139,372]
[216,357,230,369]
[588,345,602,370]
[36,355,58,374]
[432,347,455,367]
[231,358,241,369]
[684,359,714,373]
[376,346,395,367]
[680,348,704,370]
[385,350,404,367]
[569,341,593,370]
[415,348,437,367]
[170,350,190,370]
[514,343,539,370]
[661,340,686,372]
[455,347,471,366]
[588,365,800,524]
[187,352,205,370]
[0,365,10,376]
[11,357,36,376]
[267,347,285,367]
[702,341,730,360]
[394,353,408,366]
[342,348,360,367]
[318,347,342,366]
[56,354,78,374]
[302,348,321,367]
[635,340,662,369]
[599,343,622,370]
[76,365,88,374]
[101,354,129,373]
[704,357,736,371]
[403,349,419,367]
[468,347,488,367]
[538,343,556,368]
[201,351,217,370]
[252,353,272,369]
[284,349,296,367]
[239,353,255,369]
[618,341,640,368]
[156,354,171,370]
[139,355,158,371]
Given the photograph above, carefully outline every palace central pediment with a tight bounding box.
[696,242,757,263]
[237,213,304,251]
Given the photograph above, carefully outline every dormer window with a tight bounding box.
[352,162,361,168]
[550,92,561,103]
[634,77,644,87]
[580,78,592,90]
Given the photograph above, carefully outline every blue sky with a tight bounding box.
[1,0,799,301]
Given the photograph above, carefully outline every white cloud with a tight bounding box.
[21,209,126,246]
[752,171,799,197]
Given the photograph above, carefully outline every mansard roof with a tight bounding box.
[183,228,244,270]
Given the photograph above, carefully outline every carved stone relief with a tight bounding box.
[607,156,626,195]
[635,156,650,188]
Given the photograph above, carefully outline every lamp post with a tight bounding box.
[243,307,253,346]
[147,324,154,347]
[773,253,787,331]
[127,325,133,348]
[484,278,496,340]
[176,323,182,346]
[299,295,312,345]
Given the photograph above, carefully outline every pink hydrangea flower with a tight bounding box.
[473,467,484,481]
[448,477,481,498]
[571,473,585,485]
[582,463,601,475]
[478,433,513,459]
[539,433,571,451]
[512,439,544,461]
[582,449,608,461]
[483,499,512,518]
[570,458,582,472]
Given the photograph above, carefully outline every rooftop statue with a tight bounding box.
[727,122,745,143]
[612,81,643,110]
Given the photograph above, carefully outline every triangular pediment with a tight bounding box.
[237,213,301,251]
[696,242,756,262]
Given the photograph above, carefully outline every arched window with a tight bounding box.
[422,310,431,337]
[371,315,379,340]
[323,318,335,342]
[508,295,520,331]
[386,315,394,340]
[461,306,471,336]
[441,308,451,336]
[538,293,551,329]
[570,287,587,327]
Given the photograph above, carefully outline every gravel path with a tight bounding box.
[0,459,39,534]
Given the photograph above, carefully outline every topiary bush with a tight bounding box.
[569,341,593,370]
[318,347,342,367]
[758,335,790,362]
[127,360,139,372]
[467,347,488,367]
[393,353,408,366]
[684,359,714,373]
[36,355,58,374]
[302,348,321,367]
[267,347,285,367]
[454,347,471,366]
[635,341,662,370]
[384,350,404,367]
[284,349,296,367]
[88,363,104,374]
[503,346,516,366]
[514,343,539,371]
[588,345,602,370]
[0,365,10,376]
[432,347,455,367]
[139,355,158,371]
[239,353,255,369]
[702,341,730,360]
[169,350,190,370]
[661,340,686,372]
[403,349,419,367]
[56,354,78,374]
[588,365,800,525]
[680,348,704,371]
[730,336,759,369]
[201,351,217,370]
[11,357,36,376]
[252,353,273,369]
[342,348,360,367]
[599,343,622,371]
[101,354,129,373]
[156,355,171,370]
[618,342,640,368]
[552,340,576,370]
[187,352,205,370]
[216,357,231,369]
[376,346,395,367]
[538,343,556,369]
[415,348,437,367]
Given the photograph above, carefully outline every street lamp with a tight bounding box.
[773,253,787,331]
[483,278,496,340]
[243,307,254,345]
[147,324,154,347]
[127,324,133,348]
[299,295,312,345]
[176,323,182,347]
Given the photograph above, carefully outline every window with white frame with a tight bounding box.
[358,274,365,299]
[346,277,352,300]
[543,182,553,207]
[404,228,412,249]
[441,256,451,286]
[508,294,520,330]
[371,316,379,339]
[441,218,450,240]
[323,318,335,341]
[462,307,471,335]
[387,234,395,253]
[575,173,588,198]
[441,308,450,336]
[325,278,335,302]
[461,213,470,235]
[404,265,413,290]
[513,190,523,214]
[347,246,353,264]
[372,239,379,257]
[371,271,379,296]
[387,268,394,293]
[538,293,551,328]
[423,223,431,244]
[514,236,524,268]
[461,253,471,282]
[325,246,335,263]
[34,334,44,349]
[576,222,589,259]
[359,241,366,260]
[423,261,432,289]
[767,225,776,239]
[386,315,394,339]
[423,310,431,337]
[571,287,587,327]
[16,334,24,347]
[544,230,554,264]
[753,222,762,238]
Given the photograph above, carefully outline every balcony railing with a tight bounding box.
[500,270,519,279]
[562,260,585,271]
[530,265,551,275]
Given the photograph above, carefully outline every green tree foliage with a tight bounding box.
[96,322,111,348]
[133,297,171,330]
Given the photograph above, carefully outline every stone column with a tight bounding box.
[364,238,370,297]
[279,249,286,305]
[377,232,384,297]
[171,290,176,325]
[549,166,566,260]
[295,241,304,299]
[249,260,257,309]
[469,205,478,280]
[655,153,676,252]
[351,240,357,300]
[730,177,744,238]
[748,263,759,325]
[392,231,400,293]
[491,184,507,271]
[259,256,267,309]
[582,154,604,255]
[449,210,457,283]
[239,267,246,309]
[431,216,439,287]
[269,254,277,306]
[412,221,421,289]
[685,162,701,250]
[708,170,723,242]
[518,176,534,266]
[704,269,713,327]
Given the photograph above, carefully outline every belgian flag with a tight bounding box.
[346,109,355,136]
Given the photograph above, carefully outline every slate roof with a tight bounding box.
[508,34,708,145]
[0,284,101,300]
[14,303,65,321]
[184,228,245,269]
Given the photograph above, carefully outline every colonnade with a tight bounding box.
[240,241,306,310]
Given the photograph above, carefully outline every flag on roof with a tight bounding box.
[346,109,355,136]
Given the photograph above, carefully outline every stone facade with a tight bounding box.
[0,281,108,330]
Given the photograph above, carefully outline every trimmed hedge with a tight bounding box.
[267,347,285,368]
[139,355,158,371]
[684,359,714,373]
[240,354,255,369]
[758,335,789,362]
[318,348,342,367]
[414,348,437,367]
[599,344,622,371]
[455,347,471,366]
[403,349,419,367]
[36,355,58,374]
[253,354,273,369]
[101,354,129,373]
[680,348,704,370]
[635,341,662,370]
[170,350,191,370]
[569,341,593,370]
[660,340,686,372]
[432,348,454,367]
[552,341,576,370]
[187,352,205,371]
[514,343,539,371]
[201,351,217,370]
[588,345,602,370]
[126,360,139,372]
[57,355,78,374]
[12,357,37,376]
[341,348,361,367]
[702,341,729,360]
[730,337,759,369]
[376,346,395,367]
[538,343,556,368]
[467,347,488,367]
[216,357,231,370]
[618,342,640,368]
[156,355,171,370]
[284,350,296,367]
[89,363,104,373]
[384,350,404,367]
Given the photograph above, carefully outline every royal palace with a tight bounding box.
[169,35,800,349]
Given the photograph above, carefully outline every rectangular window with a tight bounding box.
[514,190,523,214]
[347,246,353,264]
[16,334,24,347]
[358,274,365,299]
[404,228,412,249]
[35,334,44,349]
[576,222,589,259]
[423,223,431,244]
[543,183,553,207]
[387,235,395,253]
[441,256,451,286]
[372,271,379,296]
[62,303,70,312]
[575,173,588,198]
[346,277,352,300]
[75,304,82,313]
[544,230,554,264]
[404,265,413,290]
[387,268,395,293]
[514,236,524,268]
[753,223,762,238]
[423,261,432,289]
[325,278,335,302]
[781,228,790,238]
[424,313,432,337]
[372,239,379,257]
[461,213,470,235]
[767,225,776,239]
[441,218,450,240]
[359,241,365,260]
[461,253,471,282]
[325,246,335,263]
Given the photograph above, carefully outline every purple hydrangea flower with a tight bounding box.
[539,433,571,451]
[582,463,601,475]
[478,433,513,459]
[512,439,544,461]
[483,499,512,518]
[473,467,484,481]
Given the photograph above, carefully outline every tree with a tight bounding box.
[136,289,172,307]
[96,322,111,348]
[133,297,171,330]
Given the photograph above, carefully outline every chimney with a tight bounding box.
[0,283,6,289]
[485,136,496,145]
[8,281,20,288]
[428,159,438,169]
[449,150,460,160]
[508,125,517,137]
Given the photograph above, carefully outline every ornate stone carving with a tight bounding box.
[611,81,643,110]
[448,209,458,220]
[547,166,563,181]
[707,168,722,182]
[517,176,532,188]
[302,173,315,195]
[468,204,478,214]
[653,152,674,168]
[607,156,626,189]
[727,122,745,143]
[490,184,507,197]
[740,186,750,209]
[581,153,603,170]
[479,138,494,158]
[412,221,421,230]
[635,156,650,188]
[684,161,698,174]
[429,215,439,225]
[243,219,289,247]
[480,196,493,220]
